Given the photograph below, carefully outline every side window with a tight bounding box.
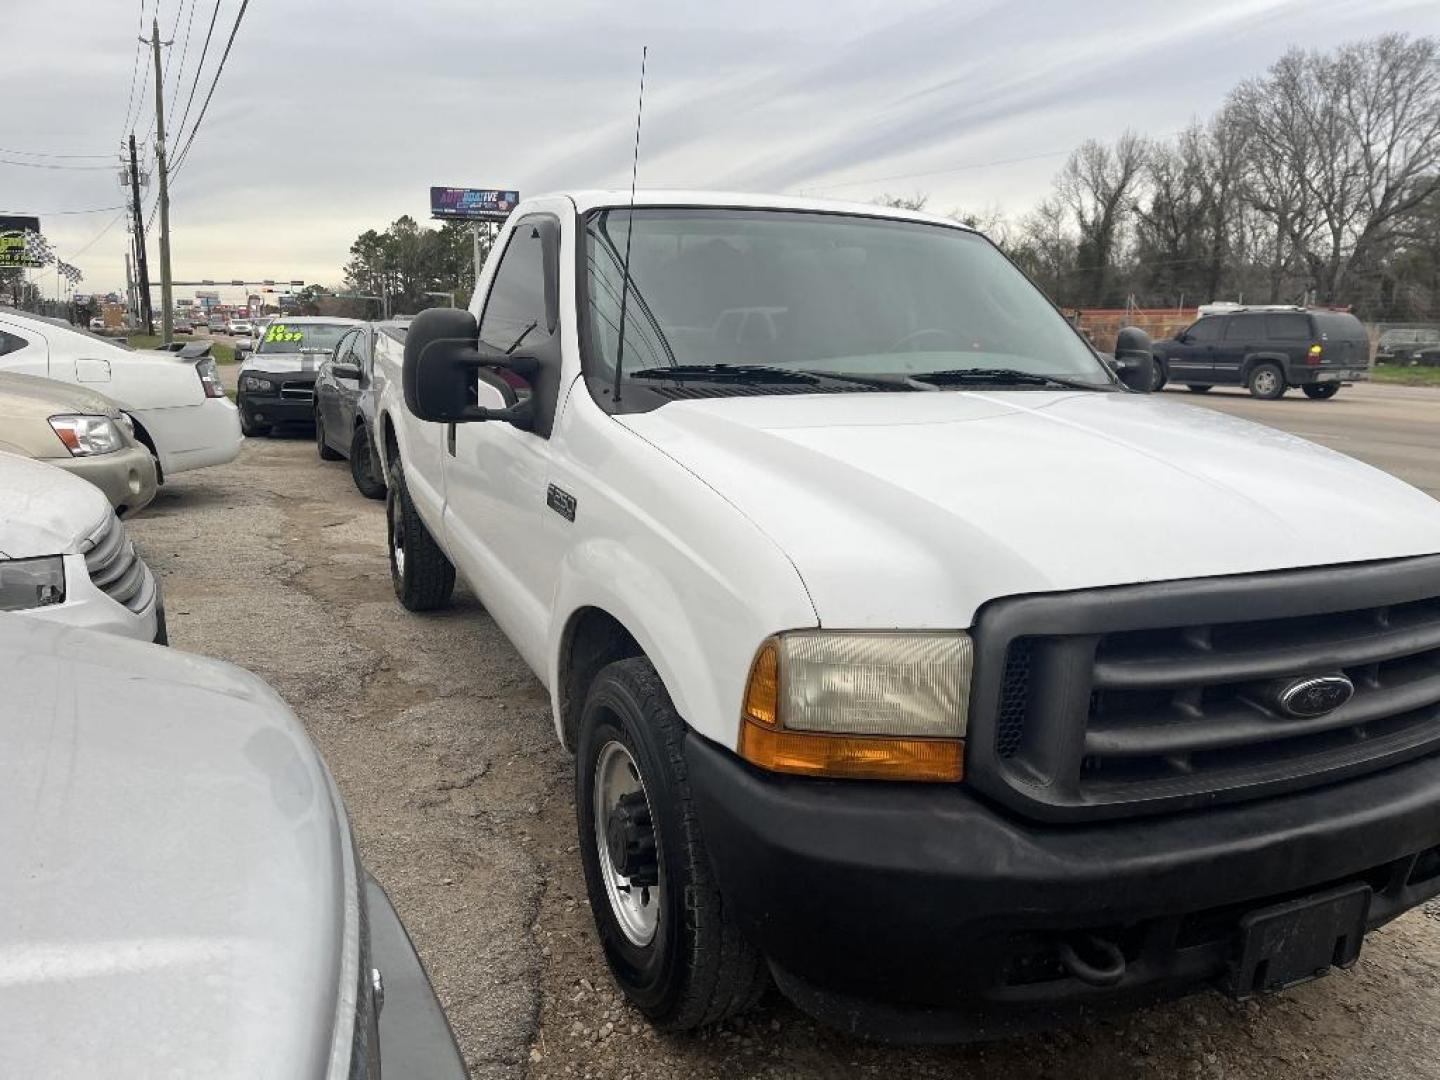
[1188,317,1224,343]
[0,330,29,357]
[478,218,554,356]
[334,329,359,364]
[1268,313,1310,340]
[1224,314,1266,341]
[354,329,373,377]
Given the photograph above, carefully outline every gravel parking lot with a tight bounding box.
[128,382,1440,1080]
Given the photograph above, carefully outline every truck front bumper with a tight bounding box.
[685,734,1440,1042]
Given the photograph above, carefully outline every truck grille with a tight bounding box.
[280,382,314,401]
[967,557,1440,822]
[82,514,157,614]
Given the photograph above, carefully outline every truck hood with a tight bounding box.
[621,390,1440,627]
[0,451,110,558]
[0,617,351,1077]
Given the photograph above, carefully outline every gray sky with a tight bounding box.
[6,0,1438,301]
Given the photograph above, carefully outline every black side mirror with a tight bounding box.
[331,362,361,381]
[1112,326,1155,393]
[403,307,536,427]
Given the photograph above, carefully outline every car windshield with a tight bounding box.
[256,321,351,354]
[583,207,1112,389]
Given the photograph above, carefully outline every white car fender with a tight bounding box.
[543,393,817,750]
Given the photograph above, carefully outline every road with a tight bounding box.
[127,381,1440,1080]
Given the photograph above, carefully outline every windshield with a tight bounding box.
[582,208,1111,389]
[256,321,352,354]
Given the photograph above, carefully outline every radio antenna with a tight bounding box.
[611,45,648,406]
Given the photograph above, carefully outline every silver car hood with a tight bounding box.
[241,352,330,376]
[0,618,351,1077]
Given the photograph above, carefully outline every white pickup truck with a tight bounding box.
[377,191,1440,1040]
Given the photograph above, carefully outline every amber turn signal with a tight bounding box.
[739,719,964,782]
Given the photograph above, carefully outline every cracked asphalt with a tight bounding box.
[128,381,1440,1079]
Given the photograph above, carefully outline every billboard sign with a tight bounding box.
[430,187,519,222]
[0,216,43,268]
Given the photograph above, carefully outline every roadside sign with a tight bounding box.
[0,218,43,268]
[430,187,519,222]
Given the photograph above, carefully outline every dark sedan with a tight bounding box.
[314,319,408,498]
[236,317,362,437]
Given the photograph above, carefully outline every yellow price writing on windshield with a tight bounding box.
[264,324,304,344]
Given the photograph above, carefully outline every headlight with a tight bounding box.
[240,374,275,393]
[49,415,123,456]
[738,631,971,782]
[0,556,66,611]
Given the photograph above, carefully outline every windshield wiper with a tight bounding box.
[628,363,919,390]
[628,363,821,385]
[906,368,1109,392]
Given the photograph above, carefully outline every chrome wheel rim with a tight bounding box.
[1255,369,1278,394]
[390,501,406,578]
[593,740,661,946]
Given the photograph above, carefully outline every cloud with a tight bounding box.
[3,0,1437,298]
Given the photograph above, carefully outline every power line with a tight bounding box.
[0,146,113,160]
[0,204,128,216]
[118,0,150,138]
[0,157,117,171]
[167,0,199,114]
[171,0,249,177]
[171,0,224,161]
[67,212,128,259]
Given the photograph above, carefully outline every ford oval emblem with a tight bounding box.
[1275,674,1354,719]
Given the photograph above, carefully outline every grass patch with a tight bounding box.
[126,334,236,364]
[1371,364,1440,387]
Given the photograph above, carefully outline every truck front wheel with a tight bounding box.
[576,658,768,1030]
[386,463,455,611]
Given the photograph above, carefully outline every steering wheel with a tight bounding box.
[889,328,962,352]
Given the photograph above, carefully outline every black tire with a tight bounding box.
[576,658,768,1031]
[350,425,386,499]
[315,411,343,460]
[1186,384,1213,393]
[1303,383,1340,400]
[239,408,270,437]
[385,461,455,611]
[1151,356,1168,392]
[1247,362,1286,400]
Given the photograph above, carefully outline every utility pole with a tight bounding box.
[124,251,135,326]
[127,134,154,335]
[147,19,174,344]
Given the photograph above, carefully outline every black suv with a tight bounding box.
[1151,308,1370,400]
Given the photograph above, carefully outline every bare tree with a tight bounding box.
[1231,35,1440,303]
[1057,132,1150,305]
[1010,197,1076,300]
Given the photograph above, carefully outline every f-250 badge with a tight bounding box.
[547,484,577,522]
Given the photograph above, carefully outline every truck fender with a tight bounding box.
[547,546,712,750]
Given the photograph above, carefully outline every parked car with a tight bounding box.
[380,191,1440,1041]
[1150,306,1371,399]
[1376,327,1440,365]
[0,308,241,479]
[0,614,468,1079]
[236,317,362,436]
[207,315,226,334]
[314,319,408,498]
[173,317,194,334]
[0,371,157,515]
[0,450,162,642]
[228,317,253,336]
[88,316,104,331]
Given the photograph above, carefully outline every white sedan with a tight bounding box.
[0,451,162,643]
[0,309,242,479]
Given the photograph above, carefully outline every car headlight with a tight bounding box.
[0,555,66,611]
[738,631,971,782]
[241,374,275,393]
[49,415,124,456]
